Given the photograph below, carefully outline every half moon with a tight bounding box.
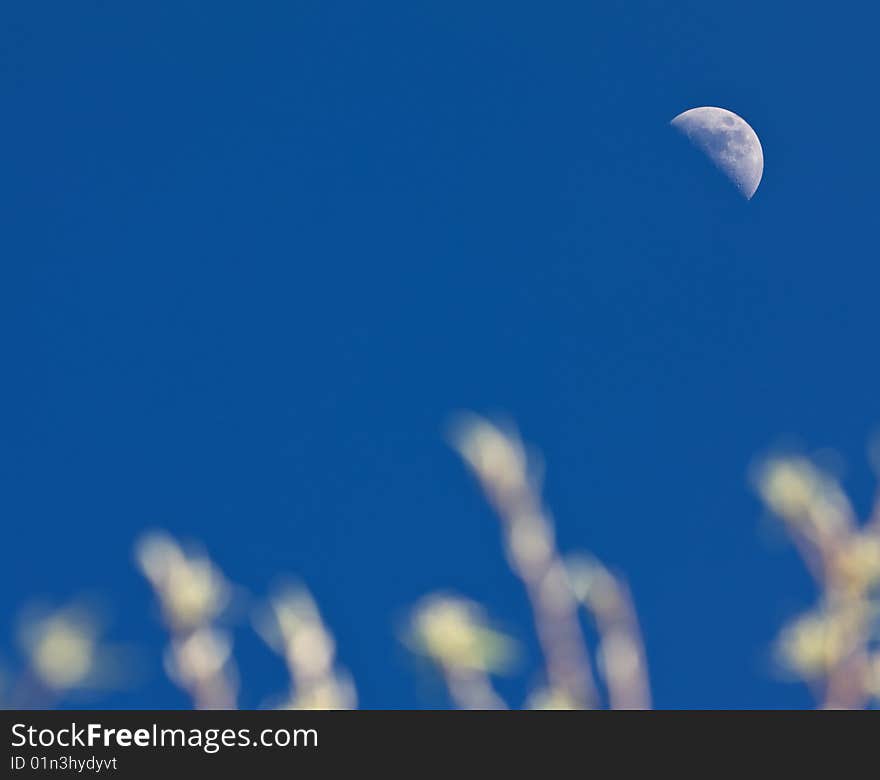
[670,107,764,199]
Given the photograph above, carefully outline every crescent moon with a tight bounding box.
[670,107,764,200]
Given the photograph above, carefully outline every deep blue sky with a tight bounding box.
[2,2,878,709]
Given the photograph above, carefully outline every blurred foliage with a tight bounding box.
[254,584,356,709]
[5,417,880,709]
[754,452,880,708]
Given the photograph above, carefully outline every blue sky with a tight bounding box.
[2,2,879,708]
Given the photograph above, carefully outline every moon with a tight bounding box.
[670,107,764,199]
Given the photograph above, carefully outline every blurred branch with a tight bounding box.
[406,594,511,710]
[136,531,238,709]
[448,414,600,708]
[754,454,880,709]
[567,556,651,710]
[254,584,356,710]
